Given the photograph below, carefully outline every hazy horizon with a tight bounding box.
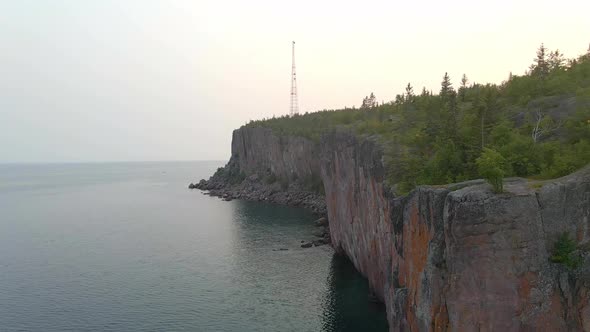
[0,159,226,165]
[2,0,590,163]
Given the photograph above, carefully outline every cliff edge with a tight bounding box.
[193,126,590,331]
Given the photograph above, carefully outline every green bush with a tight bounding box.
[476,148,507,193]
[550,232,582,269]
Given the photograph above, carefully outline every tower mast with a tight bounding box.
[290,41,299,116]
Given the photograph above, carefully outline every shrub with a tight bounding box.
[476,148,507,193]
[550,232,582,269]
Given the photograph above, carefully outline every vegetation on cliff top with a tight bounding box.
[246,44,590,193]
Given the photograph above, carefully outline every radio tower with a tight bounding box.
[290,41,299,116]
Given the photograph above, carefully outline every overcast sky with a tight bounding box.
[1,0,589,163]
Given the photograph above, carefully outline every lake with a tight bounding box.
[0,161,387,331]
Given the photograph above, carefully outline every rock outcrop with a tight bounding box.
[195,126,590,331]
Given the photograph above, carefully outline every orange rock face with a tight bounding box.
[320,131,589,332]
[226,127,589,331]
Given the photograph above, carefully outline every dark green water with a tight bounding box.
[0,161,388,331]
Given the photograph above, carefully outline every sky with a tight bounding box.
[1,0,589,163]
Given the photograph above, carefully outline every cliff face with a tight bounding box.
[230,127,320,182]
[202,126,590,331]
[320,130,590,331]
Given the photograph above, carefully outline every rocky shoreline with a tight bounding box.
[189,172,331,248]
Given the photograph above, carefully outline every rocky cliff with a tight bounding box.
[195,126,590,331]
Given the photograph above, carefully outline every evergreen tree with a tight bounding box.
[459,74,469,101]
[531,43,549,79]
[440,72,453,97]
[361,93,377,109]
[548,49,565,71]
[361,96,369,109]
[439,73,458,141]
[369,92,377,108]
[394,94,405,105]
[405,83,414,103]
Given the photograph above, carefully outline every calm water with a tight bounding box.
[0,161,387,332]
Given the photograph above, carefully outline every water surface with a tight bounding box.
[0,161,387,331]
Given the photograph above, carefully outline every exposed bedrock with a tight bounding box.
[320,130,589,331]
[231,126,320,182]
[197,126,589,331]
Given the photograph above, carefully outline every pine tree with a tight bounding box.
[440,72,453,97]
[421,87,428,97]
[394,94,405,105]
[405,83,414,103]
[548,49,564,71]
[459,74,469,101]
[369,92,377,108]
[531,43,549,78]
[439,73,458,141]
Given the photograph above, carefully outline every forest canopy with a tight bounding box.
[246,44,590,193]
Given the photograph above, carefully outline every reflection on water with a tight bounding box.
[322,254,389,332]
[229,200,388,332]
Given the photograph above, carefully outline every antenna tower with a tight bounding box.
[290,41,299,116]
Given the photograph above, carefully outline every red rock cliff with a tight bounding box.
[221,126,590,331]
[320,130,589,331]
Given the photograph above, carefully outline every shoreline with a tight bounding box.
[189,175,331,247]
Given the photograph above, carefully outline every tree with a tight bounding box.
[439,73,458,141]
[579,43,590,62]
[405,83,414,103]
[361,93,377,109]
[459,74,469,101]
[530,108,562,143]
[440,72,453,97]
[476,148,506,193]
[421,87,428,97]
[548,49,565,72]
[530,43,549,79]
[368,92,377,108]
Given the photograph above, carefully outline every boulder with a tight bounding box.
[300,242,313,248]
[314,217,328,227]
[313,239,328,246]
[312,228,327,237]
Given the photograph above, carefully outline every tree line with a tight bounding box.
[246,43,590,193]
